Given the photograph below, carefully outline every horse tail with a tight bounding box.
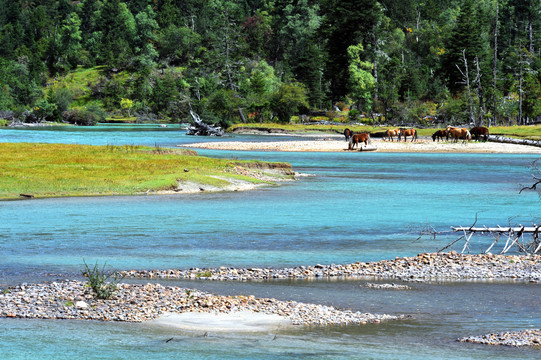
[466,130,471,141]
[414,129,417,141]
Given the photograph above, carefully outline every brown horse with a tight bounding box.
[470,126,489,142]
[384,129,400,142]
[432,129,447,142]
[344,128,353,141]
[399,128,417,142]
[348,133,370,151]
[446,126,471,143]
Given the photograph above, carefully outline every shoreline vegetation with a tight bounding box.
[0,143,296,200]
[1,252,539,345]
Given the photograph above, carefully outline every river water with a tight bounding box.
[0,125,540,359]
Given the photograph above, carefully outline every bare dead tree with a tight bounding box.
[519,160,541,195]
[456,49,475,125]
[420,160,541,255]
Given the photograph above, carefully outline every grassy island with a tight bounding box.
[0,143,295,200]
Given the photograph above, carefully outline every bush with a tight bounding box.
[348,109,360,121]
[62,109,99,126]
[81,260,123,300]
[325,110,338,121]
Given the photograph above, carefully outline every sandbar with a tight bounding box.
[181,138,541,153]
[149,311,292,332]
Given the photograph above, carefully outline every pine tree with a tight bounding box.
[443,0,486,93]
[320,0,381,102]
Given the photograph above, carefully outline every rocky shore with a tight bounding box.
[459,329,541,347]
[0,280,402,326]
[120,252,541,282]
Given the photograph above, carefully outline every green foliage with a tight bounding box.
[348,109,361,121]
[347,44,375,112]
[81,260,123,300]
[62,109,99,126]
[32,99,57,122]
[271,82,309,123]
[0,0,539,126]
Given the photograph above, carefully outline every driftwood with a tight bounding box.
[186,111,224,136]
[488,135,541,148]
[450,225,541,254]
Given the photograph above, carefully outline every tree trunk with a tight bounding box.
[456,49,475,124]
[475,57,484,126]
[186,111,224,136]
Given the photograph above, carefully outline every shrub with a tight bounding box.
[325,110,338,121]
[62,109,99,126]
[81,260,123,300]
[348,109,360,121]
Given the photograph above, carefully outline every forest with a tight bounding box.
[0,0,540,127]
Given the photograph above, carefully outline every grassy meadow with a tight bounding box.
[0,143,291,200]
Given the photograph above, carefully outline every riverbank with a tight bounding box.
[120,252,541,282]
[0,280,402,327]
[182,137,541,153]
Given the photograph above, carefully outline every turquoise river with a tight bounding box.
[0,125,539,359]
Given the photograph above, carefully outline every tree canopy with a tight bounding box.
[0,0,539,126]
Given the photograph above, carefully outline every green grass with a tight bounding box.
[0,143,292,200]
[229,123,385,134]
[55,66,105,108]
[489,125,541,140]
[103,116,138,123]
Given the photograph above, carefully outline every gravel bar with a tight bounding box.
[459,329,541,347]
[120,252,541,283]
[0,281,404,326]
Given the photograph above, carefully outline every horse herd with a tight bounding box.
[433,126,490,142]
[344,125,490,150]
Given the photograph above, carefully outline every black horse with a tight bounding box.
[432,129,447,142]
[344,128,353,141]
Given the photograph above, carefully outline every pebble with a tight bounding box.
[363,283,411,290]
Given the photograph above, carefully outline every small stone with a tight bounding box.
[75,301,88,309]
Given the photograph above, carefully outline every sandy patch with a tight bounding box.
[153,179,266,195]
[181,138,541,154]
[148,311,292,332]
